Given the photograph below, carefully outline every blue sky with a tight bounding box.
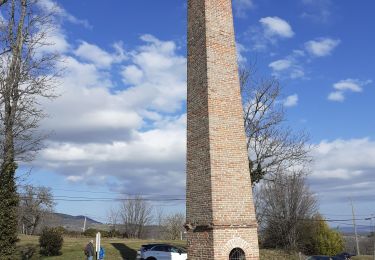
[7,0,375,227]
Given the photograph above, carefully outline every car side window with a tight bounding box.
[152,246,169,252]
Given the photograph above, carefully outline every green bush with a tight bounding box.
[108,229,122,238]
[311,215,345,255]
[83,228,109,238]
[39,228,64,256]
[83,228,98,237]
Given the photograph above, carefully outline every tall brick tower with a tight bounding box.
[186,0,260,259]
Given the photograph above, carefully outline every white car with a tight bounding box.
[137,244,187,260]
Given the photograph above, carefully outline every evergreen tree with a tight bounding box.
[0,162,19,258]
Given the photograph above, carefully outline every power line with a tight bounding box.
[259,213,375,223]
[17,184,185,197]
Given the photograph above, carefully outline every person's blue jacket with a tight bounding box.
[99,247,105,259]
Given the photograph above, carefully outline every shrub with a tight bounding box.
[83,228,109,238]
[309,215,345,255]
[83,228,98,237]
[39,228,64,256]
[108,229,122,238]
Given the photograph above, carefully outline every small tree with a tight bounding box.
[120,195,153,238]
[18,185,55,235]
[258,172,318,251]
[39,227,63,256]
[311,215,345,255]
[162,213,185,240]
[107,207,120,236]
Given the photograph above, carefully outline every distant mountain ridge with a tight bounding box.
[43,212,105,232]
[337,225,373,235]
[53,213,101,224]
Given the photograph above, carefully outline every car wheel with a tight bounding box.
[146,258,157,260]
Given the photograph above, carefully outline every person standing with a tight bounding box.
[84,240,95,260]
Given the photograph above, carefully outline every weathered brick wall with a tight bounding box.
[187,0,260,259]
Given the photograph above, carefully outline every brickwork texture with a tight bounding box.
[186,0,260,259]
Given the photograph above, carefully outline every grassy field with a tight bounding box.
[18,235,373,260]
[17,235,185,260]
[352,256,374,260]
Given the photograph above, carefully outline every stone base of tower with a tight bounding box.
[187,227,259,260]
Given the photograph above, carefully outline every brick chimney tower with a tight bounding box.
[186,0,260,259]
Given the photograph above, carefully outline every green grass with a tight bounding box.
[17,235,185,260]
[260,249,301,260]
[352,256,374,260]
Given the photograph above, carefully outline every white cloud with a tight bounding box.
[301,0,332,23]
[312,138,375,179]
[236,42,248,65]
[233,0,254,18]
[74,41,127,68]
[66,175,84,182]
[41,115,186,164]
[328,79,372,102]
[305,38,340,57]
[249,17,294,51]
[283,94,299,107]
[269,59,292,71]
[333,79,369,92]
[121,65,144,85]
[309,138,375,203]
[269,53,305,80]
[122,34,187,113]
[327,91,344,102]
[259,17,294,38]
[38,29,70,54]
[37,0,91,29]
[290,69,305,79]
[31,34,188,196]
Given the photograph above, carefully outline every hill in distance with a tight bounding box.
[43,212,105,232]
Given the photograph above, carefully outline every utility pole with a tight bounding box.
[82,216,87,233]
[350,198,360,256]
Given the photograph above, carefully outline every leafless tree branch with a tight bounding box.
[240,66,312,184]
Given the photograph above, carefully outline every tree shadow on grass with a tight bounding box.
[111,243,137,260]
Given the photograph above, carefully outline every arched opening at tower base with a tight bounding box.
[229,248,246,260]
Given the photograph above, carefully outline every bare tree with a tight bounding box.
[107,207,120,235]
[256,172,318,251]
[0,0,58,255]
[18,185,54,235]
[120,196,153,239]
[240,67,311,184]
[162,212,185,240]
[154,207,167,239]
